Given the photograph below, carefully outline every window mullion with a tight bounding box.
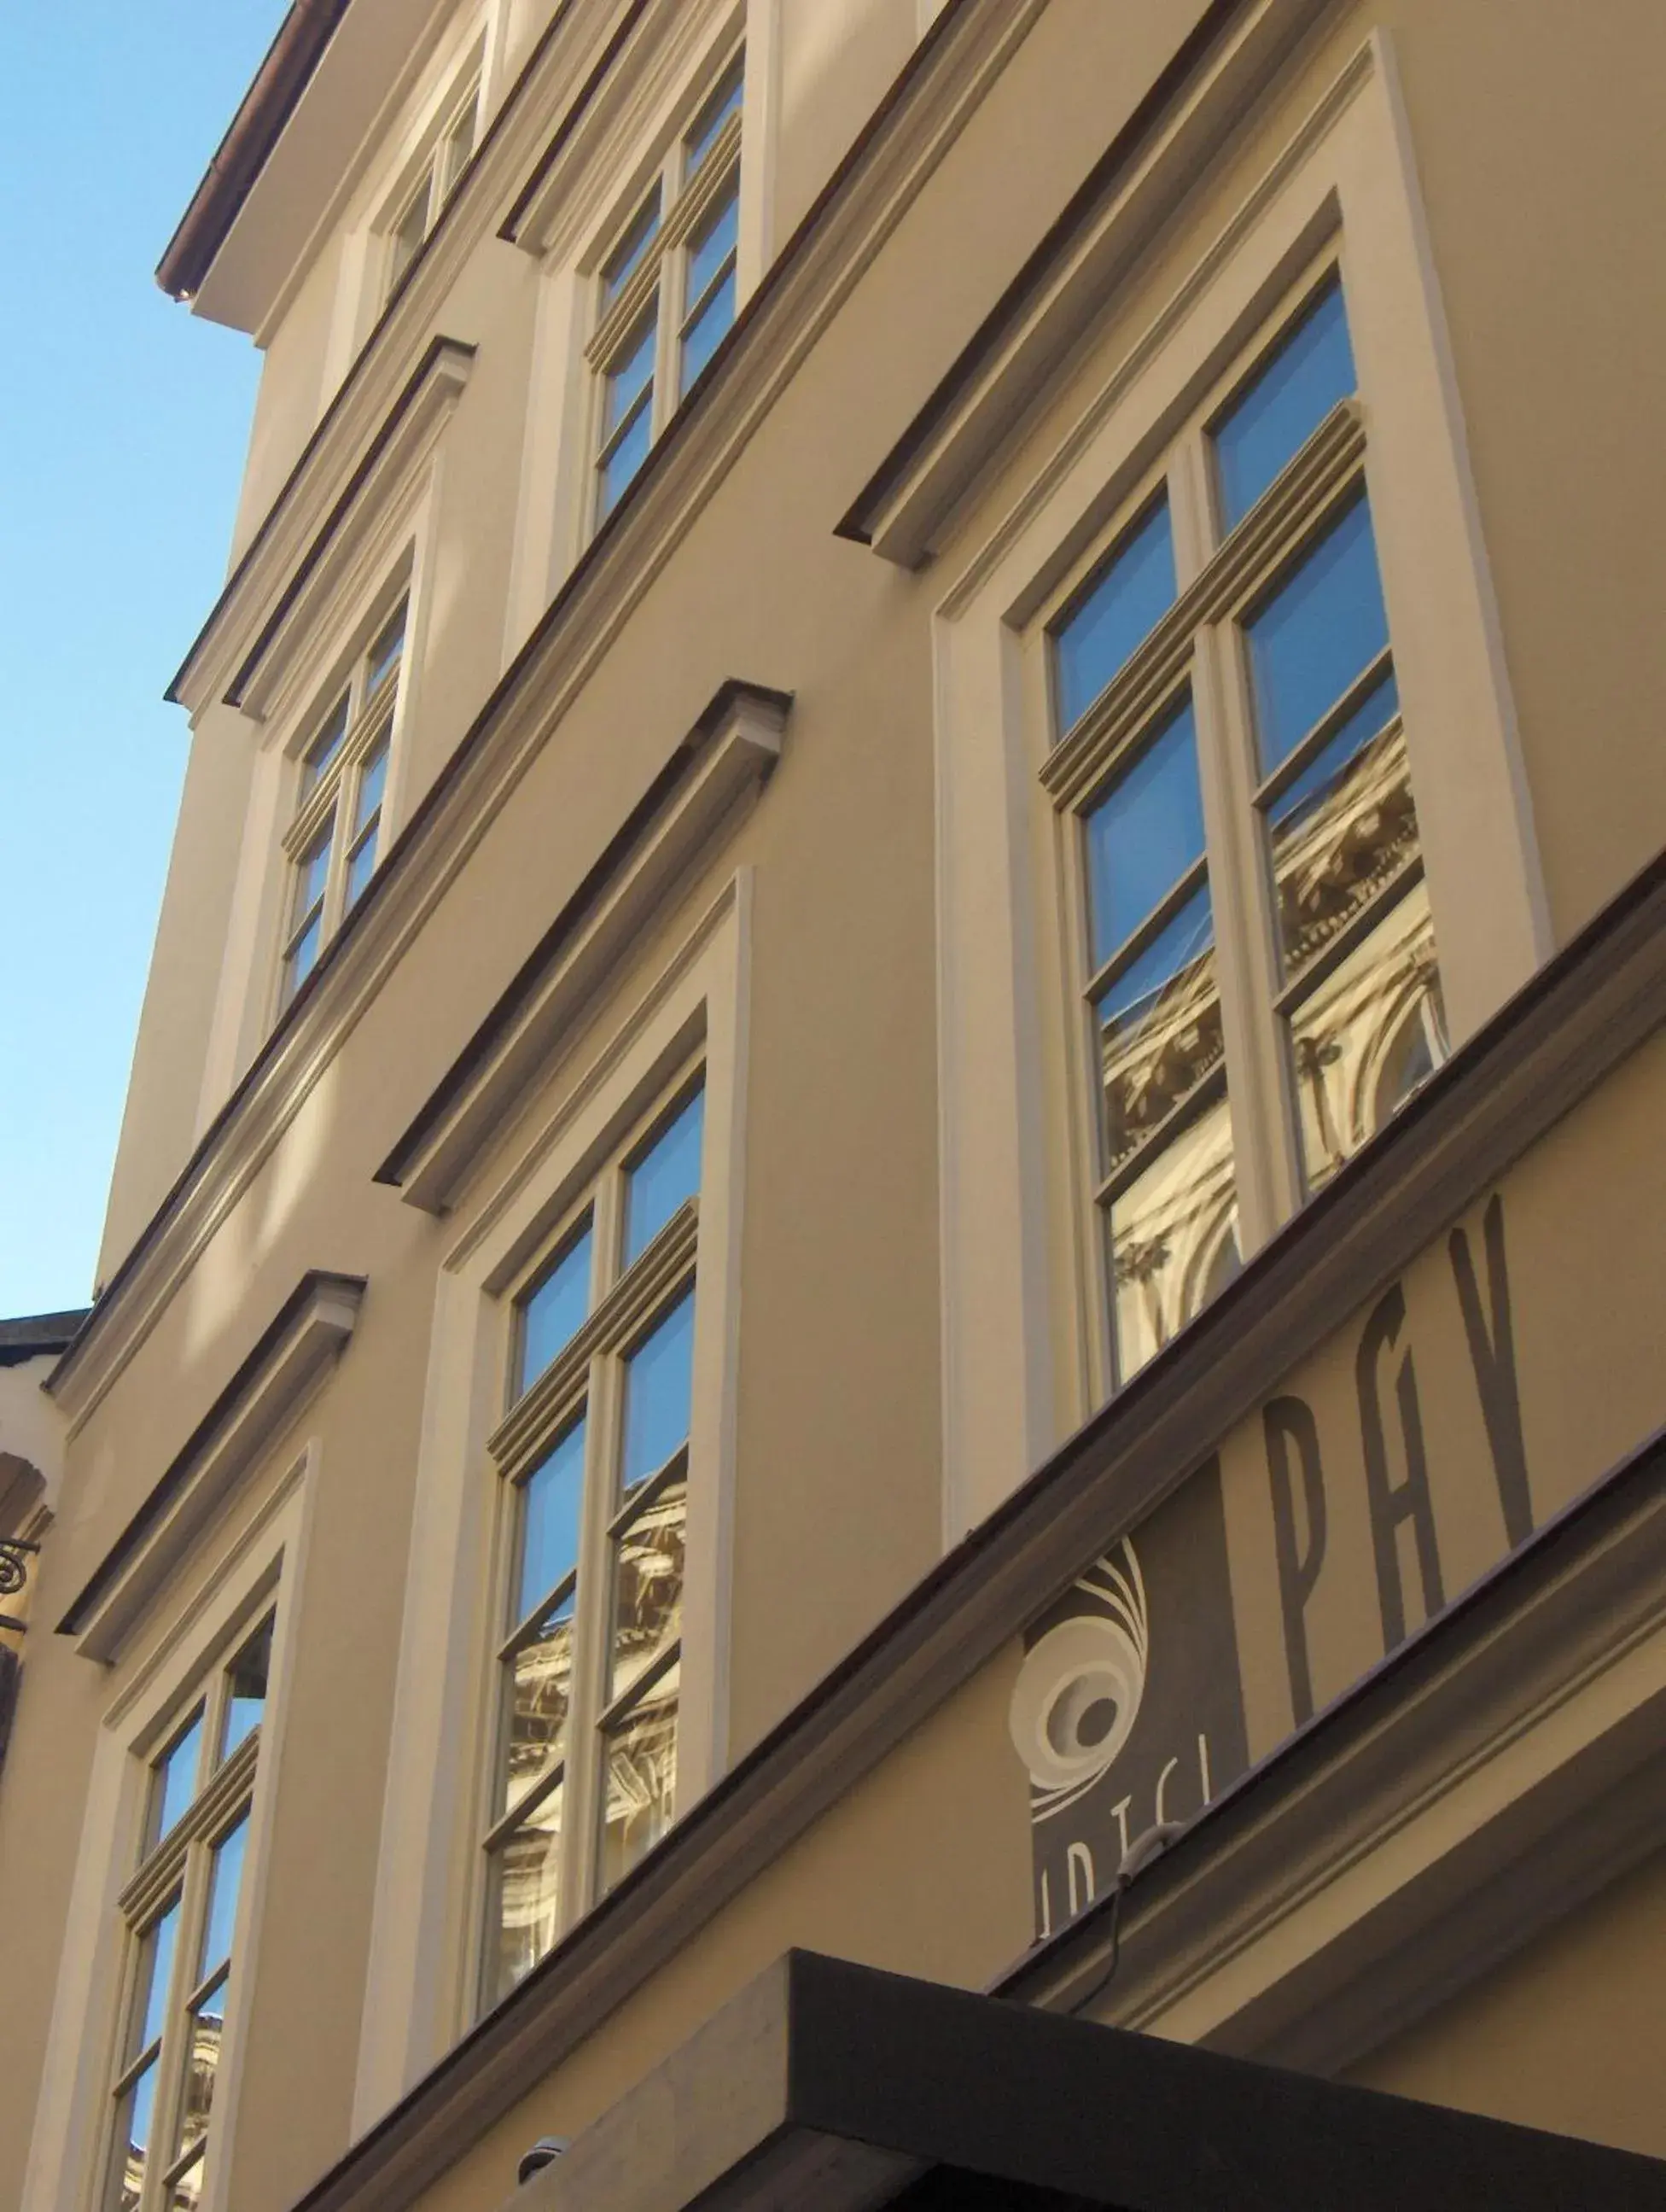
[1192,619,1300,1244]
[320,785,354,944]
[556,1350,615,1933]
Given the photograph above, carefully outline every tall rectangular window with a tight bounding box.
[102,1618,272,2212]
[383,70,481,300]
[588,51,744,525]
[1045,268,1447,1386]
[481,1076,705,2005]
[278,595,407,1010]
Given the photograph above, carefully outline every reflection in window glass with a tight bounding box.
[1053,497,1176,734]
[503,1591,576,1813]
[1213,276,1355,531]
[607,1464,685,1707]
[1246,493,1389,774]
[623,1088,704,1264]
[1083,697,1206,969]
[219,1619,271,1761]
[600,1663,679,1893]
[1288,877,1447,1194]
[199,1818,248,1984]
[516,1419,588,1626]
[300,693,350,794]
[113,2060,158,2212]
[602,189,661,307]
[491,1783,562,2003]
[1266,674,1411,982]
[1094,883,1221,1174]
[619,1293,695,1499]
[517,1223,593,1398]
[134,1900,181,2059]
[1107,1093,1238,1385]
[151,1712,204,1846]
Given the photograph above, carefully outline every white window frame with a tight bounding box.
[350,873,750,2130]
[378,62,485,307]
[501,0,775,661]
[585,44,746,532]
[926,32,1549,1541]
[19,1463,312,2212]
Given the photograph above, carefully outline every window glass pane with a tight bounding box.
[1083,697,1206,969]
[622,1088,704,1264]
[598,403,655,520]
[172,1985,224,2173]
[166,2154,207,2212]
[490,1782,562,2002]
[684,57,743,178]
[1053,497,1176,733]
[283,913,323,1002]
[441,92,478,196]
[300,693,349,793]
[389,173,432,289]
[150,1710,204,1845]
[1246,493,1389,776]
[1267,672,1413,981]
[292,829,332,925]
[1095,881,1221,1176]
[516,1417,587,1625]
[1107,1096,1238,1386]
[503,1590,575,1813]
[679,266,735,395]
[602,189,661,306]
[685,181,738,308]
[345,827,379,909]
[111,2057,158,2212]
[516,1222,593,1398]
[1289,878,1447,1194]
[133,1900,181,2057]
[608,1470,684,1707]
[353,741,389,838]
[619,1293,695,1501]
[599,1666,679,1893]
[199,1817,248,1984]
[603,313,657,438]
[220,1620,271,1761]
[1213,277,1355,532]
[364,600,407,699]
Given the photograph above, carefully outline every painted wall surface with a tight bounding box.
[7,3,1666,2210]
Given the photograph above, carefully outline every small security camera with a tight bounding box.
[517,2137,569,2185]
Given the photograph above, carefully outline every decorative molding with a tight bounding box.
[286,857,1663,2212]
[838,0,1339,569]
[378,680,788,1211]
[171,336,475,716]
[50,0,1038,1436]
[55,1272,364,1662]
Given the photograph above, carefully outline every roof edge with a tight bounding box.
[156,0,356,303]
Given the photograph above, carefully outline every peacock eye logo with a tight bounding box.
[1007,1540,1149,1823]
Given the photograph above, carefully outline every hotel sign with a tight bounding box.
[1011,1041,1666,1937]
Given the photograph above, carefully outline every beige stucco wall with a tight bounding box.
[9,2,1666,2209]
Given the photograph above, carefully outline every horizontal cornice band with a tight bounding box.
[284,855,1666,2212]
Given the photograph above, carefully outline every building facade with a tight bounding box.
[3,0,1665,2206]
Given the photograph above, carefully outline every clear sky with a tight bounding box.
[0,3,293,1318]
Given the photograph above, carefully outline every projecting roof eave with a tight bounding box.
[156,0,354,306]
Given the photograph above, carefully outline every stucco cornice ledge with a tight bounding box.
[55,1271,364,1663]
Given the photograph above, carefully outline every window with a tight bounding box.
[102,1617,273,2212]
[385,72,481,299]
[589,51,744,523]
[1044,269,1447,1387]
[278,596,406,1007]
[481,1074,706,2004]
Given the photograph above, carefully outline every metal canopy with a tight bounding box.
[516,1949,1666,2212]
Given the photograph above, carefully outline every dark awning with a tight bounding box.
[516,1949,1666,2211]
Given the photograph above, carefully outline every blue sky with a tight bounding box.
[0,3,291,1317]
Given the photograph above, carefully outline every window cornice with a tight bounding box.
[836,0,1336,569]
[54,1271,364,1661]
[169,336,474,719]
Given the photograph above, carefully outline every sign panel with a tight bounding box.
[1010,1036,1666,1935]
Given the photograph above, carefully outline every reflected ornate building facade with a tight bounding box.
[2,5,1665,2211]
